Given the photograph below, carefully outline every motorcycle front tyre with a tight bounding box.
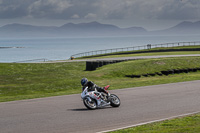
[83,97,97,110]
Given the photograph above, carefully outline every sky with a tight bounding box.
[0,0,200,30]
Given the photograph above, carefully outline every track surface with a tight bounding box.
[39,54,200,63]
[1,80,200,133]
[71,54,200,62]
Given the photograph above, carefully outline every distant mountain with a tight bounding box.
[0,23,58,37]
[169,21,200,30]
[154,21,200,35]
[58,21,122,36]
[60,21,119,30]
[0,21,200,38]
[58,21,147,36]
[1,23,56,31]
[0,21,147,37]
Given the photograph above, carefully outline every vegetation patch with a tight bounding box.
[126,67,200,78]
[1,56,200,102]
[96,57,200,78]
[110,113,200,133]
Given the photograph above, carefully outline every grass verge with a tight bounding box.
[109,113,200,133]
[1,56,200,102]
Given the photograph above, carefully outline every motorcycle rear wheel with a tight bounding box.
[83,97,97,110]
[110,94,120,107]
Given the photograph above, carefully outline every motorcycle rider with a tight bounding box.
[81,78,110,97]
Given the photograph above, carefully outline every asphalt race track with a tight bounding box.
[1,80,200,133]
[68,54,200,62]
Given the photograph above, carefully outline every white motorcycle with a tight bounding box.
[81,85,120,110]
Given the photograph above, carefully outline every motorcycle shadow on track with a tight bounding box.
[68,108,89,111]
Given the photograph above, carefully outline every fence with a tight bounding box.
[70,41,200,58]
[13,58,51,63]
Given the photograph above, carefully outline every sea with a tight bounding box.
[0,35,200,63]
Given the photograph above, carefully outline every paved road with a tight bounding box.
[1,80,200,133]
[70,54,200,62]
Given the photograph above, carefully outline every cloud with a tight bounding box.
[84,13,97,19]
[71,14,80,19]
[0,0,199,21]
[94,0,200,20]
[0,0,31,18]
[157,0,200,20]
[28,0,73,18]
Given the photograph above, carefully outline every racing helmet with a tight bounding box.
[81,78,88,86]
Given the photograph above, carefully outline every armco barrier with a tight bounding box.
[71,41,200,59]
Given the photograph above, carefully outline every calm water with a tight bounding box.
[0,35,200,62]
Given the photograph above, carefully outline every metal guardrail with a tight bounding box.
[13,58,51,63]
[70,41,200,59]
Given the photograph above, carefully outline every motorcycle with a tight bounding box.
[81,85,120,110]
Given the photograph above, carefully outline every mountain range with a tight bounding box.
[0,21,200,38]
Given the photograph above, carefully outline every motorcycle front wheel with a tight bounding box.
[83,97,97,110]
[110,94,120,107]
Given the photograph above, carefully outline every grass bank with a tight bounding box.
[110,113,200,133]
[1,56,200,102]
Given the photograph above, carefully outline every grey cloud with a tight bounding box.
[28,0,73,18]
[71,14,80,19]
[0,0,74,19]
[156,0,200,20]
[84,13,97,19]
[0,0,33,18]
[95,0,200,20]
[0,0,199,21]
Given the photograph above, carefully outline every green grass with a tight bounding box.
[0,62,85,102]
[110,113,200,133]
[98,57,200,76]
[1,56,200,102]
[1,47,200,132]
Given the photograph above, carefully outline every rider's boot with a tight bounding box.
[103,85,110,96]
